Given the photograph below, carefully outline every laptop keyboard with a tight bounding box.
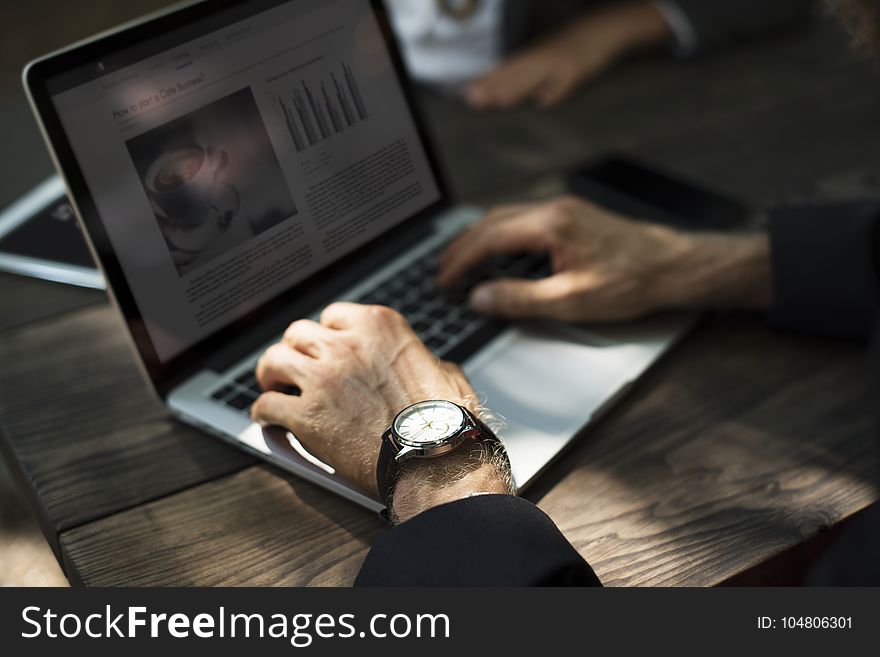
[210,369,301,412]
[211,241,551,415]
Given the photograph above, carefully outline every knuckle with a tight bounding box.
[553,276,580,301]
[256,347,274,372]
[284,319,311,340]
[320,302,344,322]
[545,202,570,227]
[368,304,400,323]
[265,342,287,361]
[251,394,270,416]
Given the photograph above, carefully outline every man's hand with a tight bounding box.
[438,197,772,322]
[251,303,478,496]
[464,2,673,109]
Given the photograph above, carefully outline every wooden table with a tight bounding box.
[2,20,879,586]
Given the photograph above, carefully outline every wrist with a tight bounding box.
[568,2,675,61]
[389,440,513,524]
[651,227,772,311]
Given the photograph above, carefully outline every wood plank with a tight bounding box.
[10,19,880,586]
[60,465,382,587]
[530,315,877,587]
[424,22,880,207]
[57,315,876,586]
[0,273,103,333]
[0,304,255,554]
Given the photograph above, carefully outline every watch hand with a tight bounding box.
[408,424,432,442]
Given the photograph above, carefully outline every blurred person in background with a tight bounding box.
[384,0,814,108]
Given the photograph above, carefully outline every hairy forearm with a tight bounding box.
[652,227,773,311]
[390,442,514,524]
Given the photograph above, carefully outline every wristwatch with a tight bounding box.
[376,399,499,507]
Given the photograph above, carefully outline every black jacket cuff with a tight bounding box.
[768,202,880,340]
[668,0,812,52]
[355,495,601,587]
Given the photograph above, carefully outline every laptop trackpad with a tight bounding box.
[463,320,680,488]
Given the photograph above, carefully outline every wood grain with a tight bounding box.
[3,18,879,586]
[57,316,877,586]
[425,22,880,208]
[0,304,254,554]
[60,465,381,587]
[0,273,103,333]
[530,316,878,586]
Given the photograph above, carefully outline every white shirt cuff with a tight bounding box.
[652,0,699,57]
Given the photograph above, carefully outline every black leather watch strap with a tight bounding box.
[375,428,398,508]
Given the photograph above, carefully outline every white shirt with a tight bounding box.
[384,0,505,88]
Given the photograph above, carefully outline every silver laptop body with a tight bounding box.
[24,0,688,513]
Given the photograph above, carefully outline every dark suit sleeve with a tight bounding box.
[355,495,601,586]
[667,0,813,52]
[768,202,880,340]
[769,205,880,584]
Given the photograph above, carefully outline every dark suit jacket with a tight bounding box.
[356,203,880,586]
[500,0,814,54]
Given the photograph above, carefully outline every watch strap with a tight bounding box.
[374,405,500,510]
[376,428,398,508]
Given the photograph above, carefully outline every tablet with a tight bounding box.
[0,176,103,288]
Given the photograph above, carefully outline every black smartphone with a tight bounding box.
[565,156,748,231]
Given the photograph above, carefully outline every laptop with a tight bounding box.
[24,0,689,512]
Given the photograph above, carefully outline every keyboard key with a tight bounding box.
[401,301,420,316]
[348,238,522,363]
[226,393,254,411]
[442,321,467,336]
[234,370,256,385]
[412,319,433,335]
[211,384,234,400]
[426,336,446,350]
[362,289,391,304]
[428,307,449,321]
[394,271,417,287]
[442,289,469,306]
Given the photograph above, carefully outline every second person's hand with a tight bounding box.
[464,2,674,110]
[438,197,772,323]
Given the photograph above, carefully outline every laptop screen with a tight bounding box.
[46,0,441,363]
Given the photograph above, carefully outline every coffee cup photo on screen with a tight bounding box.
[126,87,298,276]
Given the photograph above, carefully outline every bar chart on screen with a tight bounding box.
[273,60,369,153]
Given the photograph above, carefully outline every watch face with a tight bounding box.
[393,400,466,447]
